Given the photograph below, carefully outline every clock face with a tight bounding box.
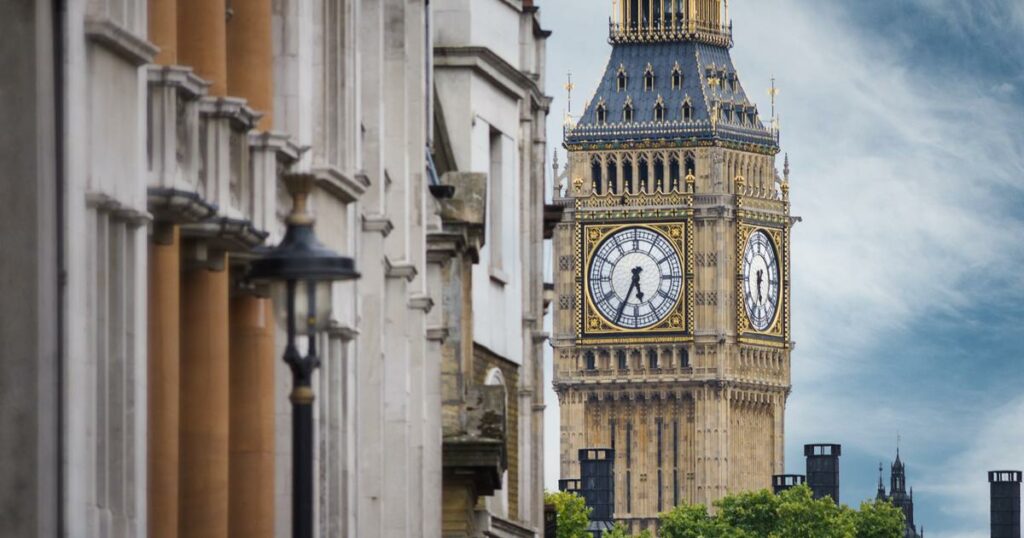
[742,230,780,331]
[588,227,683,330]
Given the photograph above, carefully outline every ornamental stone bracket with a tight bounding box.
[442,385,508,497]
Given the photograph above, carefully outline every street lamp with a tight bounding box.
[248,173,359,538]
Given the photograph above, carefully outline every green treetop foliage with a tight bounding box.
[544,491,592,538]
[656,485,905,538]
[605,522,654,538]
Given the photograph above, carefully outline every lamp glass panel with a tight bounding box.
[270,280,334,336]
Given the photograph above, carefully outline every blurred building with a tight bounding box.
[0,0,549,536]
[876,450,924,538]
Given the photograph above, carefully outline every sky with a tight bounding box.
[539,1,1024,536]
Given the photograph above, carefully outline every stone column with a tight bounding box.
[148,226,181,538]
[179,255,230,538]
[178,0,228,96]
[227,0,273,129]
[149,0,178,65]
[229,295,276,538]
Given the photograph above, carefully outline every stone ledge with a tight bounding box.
[85,17,158,66]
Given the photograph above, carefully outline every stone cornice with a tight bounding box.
[433,46,552,112]
[199,96,262,130]
[147,65,210,98]
[85,17,158,66]
[310,165,368,204]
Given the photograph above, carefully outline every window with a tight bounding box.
[644,65,655,91]
[585,351,596,370]
[653,155,665,192]
[591,156,603,194]
[596,103,607,124]
[623,157,634,193]
[638,155,649,193]
[672,64,683,89]
[682,99,693,121]
[617,349,628,370]
[623,101,634,123]
[648,349,658,369]
[607,157,618,194]
[680,347,690,367]
[617,66,628,91]
[488,128,506,280]
[669,155,681,191]
[654,101,665,122]
[685,153,696,177]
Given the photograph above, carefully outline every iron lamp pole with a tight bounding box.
[248,173,359,538]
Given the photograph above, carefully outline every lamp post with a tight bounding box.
[249,173,359,538]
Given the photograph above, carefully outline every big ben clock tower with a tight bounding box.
[552,0,793,531]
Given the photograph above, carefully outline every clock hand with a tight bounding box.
[632,266,644,302]
[615,266,644,322]
[756,270,764,303]
[615,280,638,323]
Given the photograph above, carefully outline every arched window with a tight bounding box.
[654,100,666,122]
[591,155,603,194]
[606,157,618,194]
[617,65,628,91]
[638,154,649,193]
[617,350,628,370]
[644,64,655,91]
[585,351,596,371]
[680,347,690,368]
[653,154,665,192]
[685,153,696,176]
[648,349,659,369]
[682,99,693,121]
[623,101,634,123]
[623,156,634,193]
[596,103,607,124]
[669,155,681,191]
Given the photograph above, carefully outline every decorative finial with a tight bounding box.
[768,76,780,120]
[564,71,576,115]
[284,173,317,226]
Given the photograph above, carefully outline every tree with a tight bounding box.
[544,491,591,538]
[658,485,903,538]
[853,499,906,538]
[604,522,654,538]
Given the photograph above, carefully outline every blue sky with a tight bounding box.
[540,1,1024,536]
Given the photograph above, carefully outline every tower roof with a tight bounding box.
[564,20,778,151]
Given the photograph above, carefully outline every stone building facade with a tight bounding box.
[0,0,549,537]
[551,0,793,532]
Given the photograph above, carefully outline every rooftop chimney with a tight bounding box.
[990,470,1022,538]
[804,444,841,503]
[773,474,807,494]
[579,448,615,523]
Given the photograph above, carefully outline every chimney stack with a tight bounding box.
[772,474,807,494]
[990,470,1022,538]
[579,448,615,523]
[558,478,582,496]
[804,444,841,503]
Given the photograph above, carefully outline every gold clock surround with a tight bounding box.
[577,220,694,345]
[736,222,789,347]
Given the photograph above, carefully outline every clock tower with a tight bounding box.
[551,0,793,531]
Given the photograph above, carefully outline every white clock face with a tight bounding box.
[588,227,683,329]
[742,230,780,331]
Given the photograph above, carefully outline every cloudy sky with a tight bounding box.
[540,1,1024,535]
